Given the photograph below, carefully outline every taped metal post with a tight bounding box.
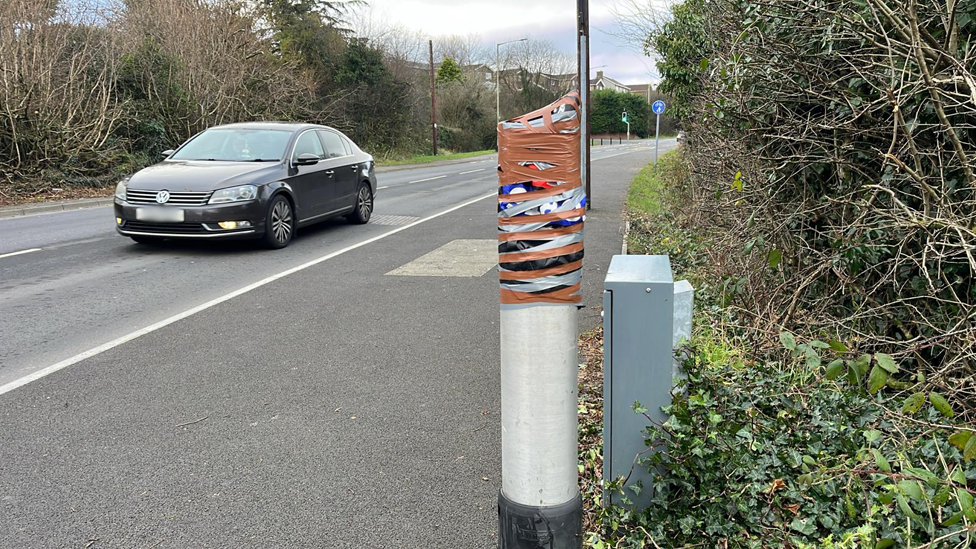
[497,93,585,549]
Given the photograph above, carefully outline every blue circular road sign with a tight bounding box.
[652,100,666,115]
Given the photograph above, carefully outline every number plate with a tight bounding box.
[135,207,185,223]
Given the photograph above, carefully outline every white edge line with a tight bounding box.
[378,185,389,190]
[0,192,497,397]
[408,175,447,184]
[0,248,42,260]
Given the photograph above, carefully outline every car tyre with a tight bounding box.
[263,195,295,249]
[347,183,373,225]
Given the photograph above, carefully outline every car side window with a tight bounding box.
[317,131,347,159]
[293,131,325,161]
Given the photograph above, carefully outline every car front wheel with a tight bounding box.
[263,195,294,249]
[347,183,372,224]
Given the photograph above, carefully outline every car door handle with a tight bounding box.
[325,170,334,176]
[350,165,359,170]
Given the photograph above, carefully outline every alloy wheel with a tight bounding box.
[357,186,373,220]
[271,200,293,244]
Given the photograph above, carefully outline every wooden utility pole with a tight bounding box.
[429,40,438,156]
[577,0,591,210]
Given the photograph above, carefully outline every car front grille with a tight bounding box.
[122,221,210,234]
[126,189,213,206]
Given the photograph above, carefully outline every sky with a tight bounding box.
[351,0,660,86]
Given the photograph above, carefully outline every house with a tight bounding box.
[589,71,631,92]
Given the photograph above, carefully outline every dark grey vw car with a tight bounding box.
[114,122,377,249]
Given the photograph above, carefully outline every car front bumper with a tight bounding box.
[114,199,266,240]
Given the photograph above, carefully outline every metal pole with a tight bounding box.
[496,43,501,124]
[429,40,437,156]
[498,306,582,548]
[579,0,591,210]
[627,121,630,141]
[654,113,660,164]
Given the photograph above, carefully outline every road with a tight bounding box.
[0,139,675,548]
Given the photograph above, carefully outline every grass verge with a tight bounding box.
[375,149,495,167]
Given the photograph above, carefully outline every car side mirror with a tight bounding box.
[294,153,320,166]
[161,149,176,158]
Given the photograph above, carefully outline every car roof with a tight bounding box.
[209,122,335,133]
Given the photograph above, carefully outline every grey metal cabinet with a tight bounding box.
[603,255,675,509]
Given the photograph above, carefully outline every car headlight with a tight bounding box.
[209,185,258,204]
[115,178,129,200]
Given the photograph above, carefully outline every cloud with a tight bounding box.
[358,0,658,85]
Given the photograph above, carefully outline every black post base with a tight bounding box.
[498,491,582,549]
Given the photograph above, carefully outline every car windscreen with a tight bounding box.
[170,129,292,162]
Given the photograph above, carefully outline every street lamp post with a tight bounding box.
[496,38,527,123]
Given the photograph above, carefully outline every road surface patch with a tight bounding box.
[370,214,421,226]
[386,239,497,278]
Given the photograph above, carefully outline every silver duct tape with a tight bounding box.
[498,233,584,258]
[500,270,583,292]
[499,186,586,218]
[499,234,582,257]
[498,221,553,233]
[500,106,578,130]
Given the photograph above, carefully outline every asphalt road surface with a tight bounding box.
[0,139,675,548]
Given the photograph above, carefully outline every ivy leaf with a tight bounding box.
[810,340,830,349]
[875,353,898,373]
[779,332,796,352]
[958,488,975,521]
[905,467,941,487]
[767,249,782,268]
[898,480,924,501]
[965,434,976,462]
[951,466,967,485]
[805,347,821,369]
[929,392,954,418]
[942,510,964,527]
[896,494,920,519]
[871,449,890,472]
[828,340,848,352]
[901,392,926,415]
[948,431,972,452]
[847,361,861,385]
[871,448,891,473]
[867,365,887,394]
[845,495,856,518]
[863,430,882,444]
[934,485,951,507]
[700,58,709,71]
[825,359,845,380]
[632,401,648,415]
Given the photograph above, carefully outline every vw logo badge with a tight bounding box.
[155,191,170,204]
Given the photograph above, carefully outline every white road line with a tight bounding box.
[0,192,497,398]
[0,248,41,260]
[408,175,447,184]
[459,169,485,175]
[378,186,389,190]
